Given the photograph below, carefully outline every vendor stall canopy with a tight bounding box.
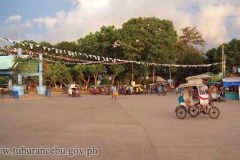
[222,77,240,87]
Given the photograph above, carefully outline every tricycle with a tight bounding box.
[175,75,220,119]
[68,84,80,97]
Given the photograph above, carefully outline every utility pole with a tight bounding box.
[222,44,225,77]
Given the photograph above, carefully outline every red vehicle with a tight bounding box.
[89,85,101,95]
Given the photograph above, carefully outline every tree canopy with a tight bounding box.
[3,16,239,88]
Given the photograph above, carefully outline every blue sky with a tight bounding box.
[1,0,240,50]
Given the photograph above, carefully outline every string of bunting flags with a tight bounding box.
[0,36,222,67]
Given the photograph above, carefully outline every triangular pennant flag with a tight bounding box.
[29,43,33,49]
[8,39,14,43]
[3,38,9,42]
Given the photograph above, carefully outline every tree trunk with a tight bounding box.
[86,76,90,89]
[93,74,98,85]
[111,74,116,85]
[54,81,57,87]
[62,81,67,86]
[80,73,88,85]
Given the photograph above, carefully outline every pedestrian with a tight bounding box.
[68,87,72,97]
[111,85,118,99]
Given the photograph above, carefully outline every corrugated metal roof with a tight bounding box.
[0,55,15,70]
[222,77,240,82]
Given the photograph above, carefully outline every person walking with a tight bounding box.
[111,85,118,99]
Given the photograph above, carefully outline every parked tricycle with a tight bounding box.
[68,84,80,97]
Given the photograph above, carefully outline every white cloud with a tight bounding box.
[3,0,240,50]
[2,25,24,40]
[41,0,196,44]
[33,17,58,30]
[233,16,240,28]
[5,14,21,23]
[196,3,240,48]
[26,33,44,43]
[23,21,33,27]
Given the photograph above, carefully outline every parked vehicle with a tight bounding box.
[100,85,111,95]
[118,85,128,94]
[89,85,102,95]
[132,84,145,94]
[0,84,9,94]
[68,84,80,97]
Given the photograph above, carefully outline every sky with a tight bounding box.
[0,0,240,50]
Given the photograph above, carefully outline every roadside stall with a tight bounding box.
[222,76,240,100]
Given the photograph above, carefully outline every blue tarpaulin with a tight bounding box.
[222,77,240,87]
[223,82,240,87]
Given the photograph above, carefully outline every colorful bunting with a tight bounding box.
[0,36,223,67]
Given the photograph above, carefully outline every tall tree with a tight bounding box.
[95,26,122,58]
[109,65,125,85]
[179,26,206,51]
[74,65,91,88]
[206,39,240,75]
[88,64,106,85]
[120,17,178,82]
[43,63,71,88]
[174,27,206,82]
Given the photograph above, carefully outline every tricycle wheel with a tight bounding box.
[176,106,187,119]
[188,105,199,117]
[209,107,220,119]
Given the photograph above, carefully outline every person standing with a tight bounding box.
[175,87,178,95]
[68,87,72,97]
[111,85,118,99]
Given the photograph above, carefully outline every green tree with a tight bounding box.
[109,64,125,85]
[174,26,206,82]
[0,76,8,86]
[95,26,121,58]
[120,17,178,82]
[43,63,71,88]
[100,77,110,85]
[88,64,106,85]
[74,64,91,88]
[206,39,240,75]
[179,26,206,50]
[77,33,99,57]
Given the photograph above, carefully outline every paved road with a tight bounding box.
[0,93,240,160]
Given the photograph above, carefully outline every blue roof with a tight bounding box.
[0,55,15,70]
